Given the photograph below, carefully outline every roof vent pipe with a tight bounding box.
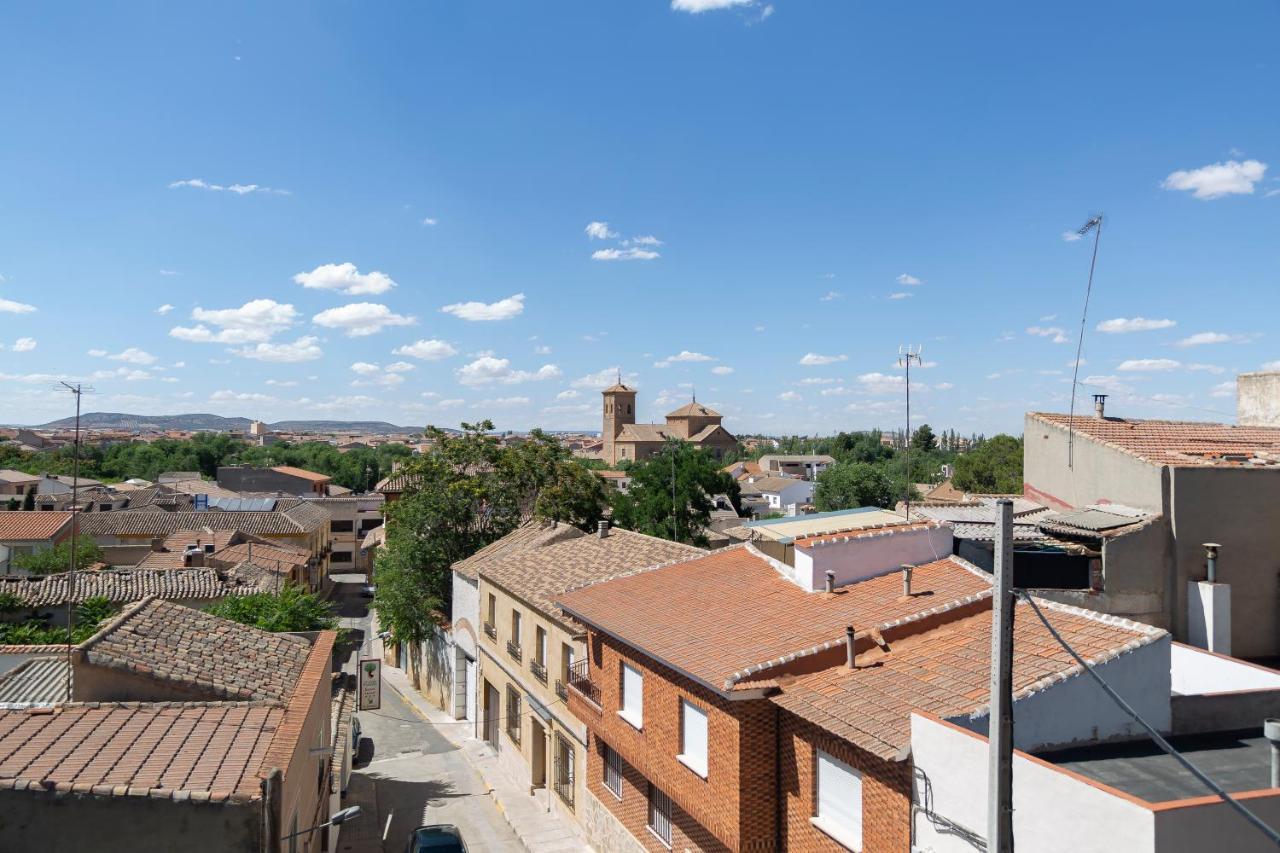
[1266,719,1280,788]
[1205,543,1221,583]
[597,519,610,539]
[1093,394,1108,419]
[845,626,856,669]
[902,564,914,597]
[825,570,835,594]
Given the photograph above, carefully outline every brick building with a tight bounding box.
[557,534,1174,852]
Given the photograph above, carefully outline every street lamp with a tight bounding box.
[281,806,362,841]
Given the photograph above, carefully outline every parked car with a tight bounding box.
[406,825,467,853]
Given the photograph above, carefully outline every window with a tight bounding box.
[603,744,622,799]
[678,700,708,778]
[619,663,643,728]
[331,551,353,563]
[813,750,863,851]
[554,734,575,806]
[487,593,497,626]
[511,609,522,644]
[535,626,547,666]
[505,686,522,744]
[647,784,672,847]
[330,519,354,532]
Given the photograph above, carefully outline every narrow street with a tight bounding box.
[329,575,525,853]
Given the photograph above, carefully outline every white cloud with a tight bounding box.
[441,293,525,322]
[231,336,323,363]
[543,403,593,415]
[211,390,276,403]
[556,389,581,400]
[156,304,175,315]
[422,217,438,227]
[456,356,561,386]
[778,391,801,402]
[1162,159,1267,200]
[168,178,290,195]
[935,382,955,391]
[1187,363,1225,374]
[350,362,381,375]
[799,353,847,366]
[800,377,840,385]
[534,345,552,355]
[585,221,618,240]
[107,347,157,365]
[711,366,734,375]
[654,350,715,367]
[437,398,465,409]
[1097,317,1177,334]
[632,235,663,246]
[857,372,907,394]
[1061,231,1083,242]
[671,0,752,11]
[1263,361,1280,372]
[312,302,415,337]
[158,270,180,277]
[1210,381,1236,398]
[888,292,913,300]
[265,379,299,387]
[293,262,397,296]
[1026,325,1070,344]
[571,367,636,390]
[12,337,36,352]
[474,396,531,408]
[896,273,923,286]
[592,247,660,261]
[394,339,458,361]
[1175,331,1251,347]
[170,299,298,344]
[1081,374,1133,394]
[820,290,841,302]
[87,349,108,357]
[1117,358,1181,372]
[0,297,36,314]
[385,361,415,373]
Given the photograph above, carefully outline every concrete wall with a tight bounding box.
[1153,792,1280,853]
[952,636,1172,752]
[792,526,955,592]
[217,467,326,495]
[911,713,1156,853]
[73,660,226,702]
[1170,642,1280,693]
[1237,372,1280,427]
[0,790,262,852]
[1023,414,1165,511]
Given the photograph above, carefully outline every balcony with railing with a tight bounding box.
[554,680,568,701]
[565,659,601,715]
[483,622,497,641]
[507,640,522,662]
[530,659,547,683]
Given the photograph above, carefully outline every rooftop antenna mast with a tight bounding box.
[56,381,93,702]
[1068,214,1104,469]
[897,345,922,521]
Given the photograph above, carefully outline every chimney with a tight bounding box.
[1205,542,1220,583]
[1093,394,1108,419]
[845,626,856,669]
[825,570,835,594]
[1267,719,1280,788]
[902,563,914,597]
[597,519,610,539]
[204,543,215,555]
[150,537,164,553]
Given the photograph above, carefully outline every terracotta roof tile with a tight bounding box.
[0,568,266,607]
[133,530,241,568]
[1030,412,1280,467]
[556,545,991,691]
[452,519,586,580]
[271,466,331,483]
[76,501,328,538]
[0,512,72,541]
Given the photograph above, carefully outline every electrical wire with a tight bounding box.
[1016,590,1280,848]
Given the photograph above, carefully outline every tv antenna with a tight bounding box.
[897,346,922,521]
[55,381,94,701]
[1067,214,1104,469]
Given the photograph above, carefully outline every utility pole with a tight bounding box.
[988,498,1015,852]
[58,381,89,702]
[897,346,922,520]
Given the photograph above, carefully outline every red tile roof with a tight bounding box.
[0,702,283,801]
[133,529,241,568]
[1030,412,1280,467]
[556,545,991,691]
[271,466,331,483]
[772,599,1164,759]
[0,512,72,541]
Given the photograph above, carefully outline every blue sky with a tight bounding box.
[2,1,1278,435]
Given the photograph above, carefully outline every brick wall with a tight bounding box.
[777,711,912,853]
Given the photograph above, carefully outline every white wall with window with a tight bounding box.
[813,750,862,851]
[677,699,708,778]
[619,662,643,728]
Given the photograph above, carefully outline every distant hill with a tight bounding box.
[33,412,424,435]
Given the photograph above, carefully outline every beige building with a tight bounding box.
[601,381,737,466]
[473,520,702,825]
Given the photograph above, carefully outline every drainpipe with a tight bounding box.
[825,570,835,594]
[261,766,282,853]
[1267,719,1280,788]
[845,626,856,669]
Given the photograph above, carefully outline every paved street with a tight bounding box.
[329,575,525,853]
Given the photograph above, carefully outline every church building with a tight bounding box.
[601,380,737,465]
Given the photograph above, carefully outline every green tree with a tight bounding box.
[814,462,895,512]
[911,424,937,452]
[951,434,1023,493]
[21,490,34,511]
[205,584,338,632]
[13,539,103,575]
[609,439,738,547]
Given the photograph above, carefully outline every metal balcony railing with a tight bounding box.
[507,640,522,662]
[566,659,600,707]
[483,622,496,640]
[530,660,547,683]
[554,680,568,701]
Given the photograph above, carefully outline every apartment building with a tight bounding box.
[474,521,702,825]
[311,494,384,573]
[554,524,1276,853]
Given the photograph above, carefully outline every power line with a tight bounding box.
[1017,590,1280,848]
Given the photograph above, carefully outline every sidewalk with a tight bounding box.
[381,663,592,853]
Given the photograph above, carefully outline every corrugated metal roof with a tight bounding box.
[1045,508,1143,532]
[0,657,69,706]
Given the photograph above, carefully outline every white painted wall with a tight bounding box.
[1170,642,1280,694]
[792,526,955,592]
[911,713,1156,853]
[1186,581,1231,655]
[450,572,480,720]
[952,636,1172,752]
